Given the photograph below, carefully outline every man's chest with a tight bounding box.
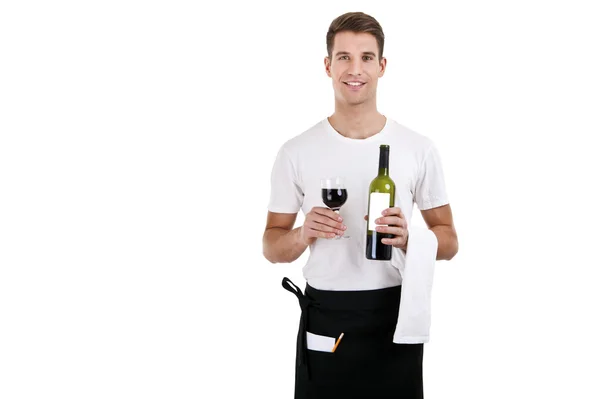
[297,146,418,213]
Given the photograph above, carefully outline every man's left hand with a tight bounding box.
[364,207,409,251]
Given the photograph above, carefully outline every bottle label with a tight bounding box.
[368,192,391,231]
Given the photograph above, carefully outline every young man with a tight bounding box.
[263,11,458,399]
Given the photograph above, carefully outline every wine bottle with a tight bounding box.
[366,144,396,260]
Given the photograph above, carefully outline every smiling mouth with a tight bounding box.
[344,82,366,87]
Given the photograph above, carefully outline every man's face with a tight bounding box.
[325,31,386,107]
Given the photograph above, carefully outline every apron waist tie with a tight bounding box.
[282,277,319,381]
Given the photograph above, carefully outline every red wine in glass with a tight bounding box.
[321,188,348,210]
[321,177,350,239]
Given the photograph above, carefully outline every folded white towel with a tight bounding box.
[391,226,438,344]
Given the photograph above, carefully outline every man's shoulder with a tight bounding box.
[387,118,437,152]
[278,118,328,153]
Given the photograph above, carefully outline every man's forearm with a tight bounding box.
[430,225,459,260]
[263,227,309,264]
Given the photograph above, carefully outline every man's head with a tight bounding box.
[324,12,387,107]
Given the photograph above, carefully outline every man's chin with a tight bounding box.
[335,93,370,107]
[346,98,368,106]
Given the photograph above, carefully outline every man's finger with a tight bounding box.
[308,227,336,239]
[314,207,343,221]
[382,207,405,218]
[381,236,405,246]
[375,216,407,228]
[319,230,336,239]
[310,220,343,235]
[381,237,399,246]
[375,226,404,236]
[311,214,345,230]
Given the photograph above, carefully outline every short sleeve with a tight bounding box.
[414,143,449,210]
[267,146,304,213]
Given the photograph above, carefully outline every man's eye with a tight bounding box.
[363,56,373,61]
[339,56,349,60]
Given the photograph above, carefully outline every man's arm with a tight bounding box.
[262,212,308,264]
[420,204,458,260]
[263,208,346,264]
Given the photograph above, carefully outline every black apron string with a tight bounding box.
[282,277,317,381]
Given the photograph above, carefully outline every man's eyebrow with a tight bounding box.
[334,51,377,57]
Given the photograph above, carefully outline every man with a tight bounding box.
[263,11,458,399]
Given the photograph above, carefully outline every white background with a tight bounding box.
[1,1,599,398]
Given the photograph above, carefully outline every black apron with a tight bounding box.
[282,277,424,399]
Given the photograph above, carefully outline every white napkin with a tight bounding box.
[391,226,438,344]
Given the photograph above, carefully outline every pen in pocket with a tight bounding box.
[331,332,344,353]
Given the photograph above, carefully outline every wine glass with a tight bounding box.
[321,177,350,239]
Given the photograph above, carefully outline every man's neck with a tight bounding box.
[328,103,387,140]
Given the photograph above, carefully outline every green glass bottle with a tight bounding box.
[366,144,396,260]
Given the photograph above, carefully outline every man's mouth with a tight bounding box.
[344,81,366,91]
[344,81,366,87]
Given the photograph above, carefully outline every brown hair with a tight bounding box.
[326,12,385,60]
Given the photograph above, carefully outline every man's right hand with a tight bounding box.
[300,207,347,245]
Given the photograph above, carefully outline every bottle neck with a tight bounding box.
[378,148,389,176]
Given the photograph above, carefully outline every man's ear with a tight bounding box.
[379,57,387,77]
[324,56,332,77]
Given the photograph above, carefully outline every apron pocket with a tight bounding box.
[306,331,336,353]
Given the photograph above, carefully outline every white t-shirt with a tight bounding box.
[268,116,449,291]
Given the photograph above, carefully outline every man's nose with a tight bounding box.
[348,59,363,75]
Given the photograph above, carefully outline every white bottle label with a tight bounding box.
[368,192,391,231]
